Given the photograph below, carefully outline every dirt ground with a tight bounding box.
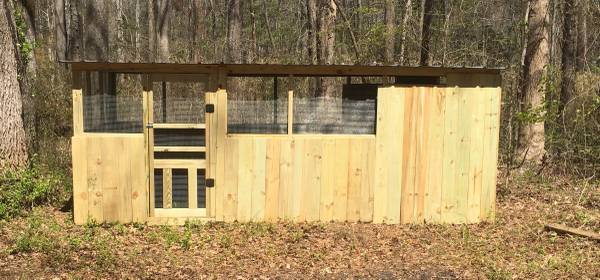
[1,171,598,279]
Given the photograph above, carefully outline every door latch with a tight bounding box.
[205,104,215,113]
[206,178,215,188]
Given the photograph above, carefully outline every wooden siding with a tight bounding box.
[71,85,501,225]
[72,134,146,224]
[216,86,501,224]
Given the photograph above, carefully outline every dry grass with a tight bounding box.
[0,172,598,279]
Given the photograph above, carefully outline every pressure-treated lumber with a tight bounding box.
[544,224,600,241]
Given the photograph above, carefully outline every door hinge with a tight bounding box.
[206,178,215,188]
[205,104,215,113]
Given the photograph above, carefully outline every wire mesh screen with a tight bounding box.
[154,128,205,146]
[83,73,143,133]
[153,82,205,124]
[293,97,376,134]
[172,169,188,208]
[197,169,206,208]
[227,99,288,134]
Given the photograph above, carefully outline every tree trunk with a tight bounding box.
[0,0,28,169]
[55,0,67,61]
[399,0,412,65]
[306,0,317,65]
[419,0,433,66]
[191,0,204,63]
[226,0,241,64]
[68,0,83,61]
[316,0,336,97]
[575,0,587,71]
[384,0,395,64]
[560,0,576,112]
[155,0,170,63]
[84,1,109,61]
[134,0,140,62]
[518,0,550,164]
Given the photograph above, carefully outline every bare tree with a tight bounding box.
[399,0,412,65]
[306,0,318,65]
[155,0,170,63]
[384,0,395,64]
[84,1,109,61]
[518,0,550,164]
[575,0,587,70]
[55,0,67,61]
[227,0,241,64]
[316,0,337,97]
[419,0,433,66]
[0,0,28,169]
[561,0,576,112]
[68,0,83,61]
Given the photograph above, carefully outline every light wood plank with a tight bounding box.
[319,139,336,222]
[251,139,267,221]
[153,123,205,129]
[153,146,206,152]
[163,168,172,209]
[290,139,303,221]
[279,139,294,220]
[453,88,472,223]
[130,136,147,223]
[414,88,429,223]
[441,88,460,223]
[237,138,253,222]
[488,88,502,220]
[347,139,363,222]
[467,88,485,223]
[72,136,88,225]
[301,140,322,222]
[188,168,198,208]
[154,208,207,218]
[287,90,293,136]
[215,89,227,220]
[86,136,103,222]
[223,138,239,222]
[72,89,83,135]
[332,139,349,222]
[359,139,375,222]
[265,139,281,221]
[400,88,418,224]
[153,159,206,169]
[424,87,445,223]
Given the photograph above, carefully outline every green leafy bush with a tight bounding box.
[0,165,66,220]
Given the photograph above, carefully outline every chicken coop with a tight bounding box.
[67,62,502,225]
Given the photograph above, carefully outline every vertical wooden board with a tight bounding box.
[215,90,227,220]
[119,138,134,222]
[130,137,148,222]
[265,139,281,221]
[86,137,103,222]
[72,137,89,225]
[424,88,446,223]
[332,139,349,222]
[359,139,376,222]
[223,138,239,222]
[488,88,502,220]
[319,139,336,222]
[300,140,322,222]
[143,88,155,217]
[386,89,405,224]
[72,89,83,135]
[347,139,363,222]
[441,88,460,223]
[290,139,303,221]
[400,88,417,224]
[467,88,486,223]
[251,139,267,221]
[163,168,173,209]
[101,138,120,222]
[278,139,293,220]
[414,88,430,223]
[188,168,198,208]
[453,88,472,223]
[373,88,389,223]
[237,138,254,222]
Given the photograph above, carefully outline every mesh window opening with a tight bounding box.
[153,81,206,124]
[83,72,144,133]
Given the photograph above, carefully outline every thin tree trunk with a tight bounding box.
[84,1,109,61]
[333,0,360,63]
[399,0,412,65]
[134,0,140,62]
[262,1,276,55]
[55,0,67,61]
[384,0,395,64]
[68,0,83,61]
[560,0,576,112]
[306,0,317,65]
[227,0,241,64]
[155,0,170,63]
[148,0,155,62]
[249,0,258,62]
[316,0,336,98]
[575,0,587,71]
[191,0,204,63]
[0,0,28,169]
[115,0,124,62]
[419,0,433,66]
[518,0,550,164]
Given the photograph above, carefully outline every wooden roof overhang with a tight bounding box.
[65,62,501,77]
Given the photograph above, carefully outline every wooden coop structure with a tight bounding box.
[68,62,502,225]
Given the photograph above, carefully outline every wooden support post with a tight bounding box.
[72,70,83,136]
[188,168,198,208]
[142,74,155,216]
[274,77,278,125]
[287,90,293,136]
[163,168,172,209]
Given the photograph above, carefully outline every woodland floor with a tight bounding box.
[0,170,599,279]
